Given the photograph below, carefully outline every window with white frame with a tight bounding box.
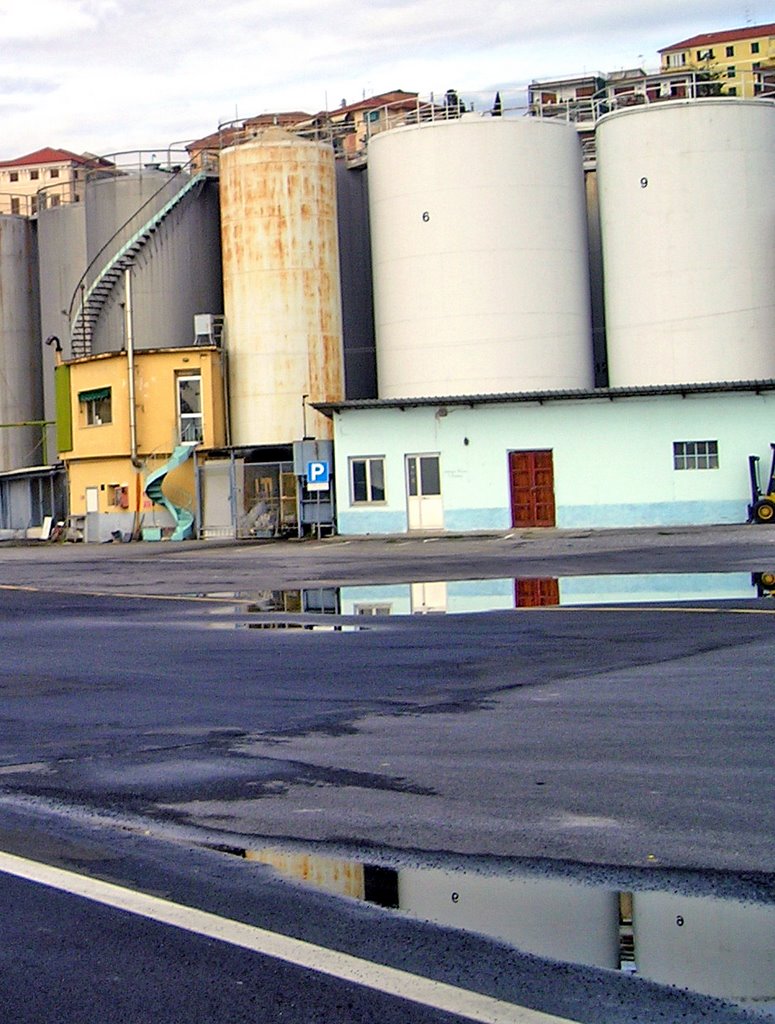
[177,373,203,442]
[350,456,385,503]
[673,440,719,470]
[79,387,112,426]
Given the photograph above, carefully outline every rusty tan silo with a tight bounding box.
[219,129,344,445]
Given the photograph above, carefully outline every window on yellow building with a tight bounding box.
[752,41,760,54]
[666,52,686,68]
[177,373,203,442]
[79,387,112,426]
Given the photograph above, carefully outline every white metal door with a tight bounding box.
[85,486,99,513]
[410,581,448,613]
[405,454,444,530]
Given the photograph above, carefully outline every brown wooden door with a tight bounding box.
[514,577,560,607]
[509,450,556,527]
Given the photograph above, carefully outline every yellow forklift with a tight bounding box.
[748,445,775,522]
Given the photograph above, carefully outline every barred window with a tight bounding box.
[673,440,719,470]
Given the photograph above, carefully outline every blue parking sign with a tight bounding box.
[307,460,330,491]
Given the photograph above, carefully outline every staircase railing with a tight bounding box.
[66,153,215,358]
[144,442,198,541]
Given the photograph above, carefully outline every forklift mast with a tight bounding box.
[749,454,761,504]
[766,444,775,496]
[748,444,775,523]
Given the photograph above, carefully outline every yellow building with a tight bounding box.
[659,22,775,98]
[55,346,226,541]
[0,147,113,216]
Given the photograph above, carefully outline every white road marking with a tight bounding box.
[0,849,581,1024]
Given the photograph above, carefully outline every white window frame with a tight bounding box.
[177,373,203,442]
[673,440,719,471]
[80,389,112,426]
[349,456,386,504]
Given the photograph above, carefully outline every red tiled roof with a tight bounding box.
[327,90,418,116]
[660,22,775,52]
[0,146,110,169]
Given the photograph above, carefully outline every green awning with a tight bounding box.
[78,387,110,403]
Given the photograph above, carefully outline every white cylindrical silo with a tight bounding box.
[0,216,42,471]
[368,114,594,398]
[220,129,344,446]
[397,867,621,969]
[597,99,775,387]
[632,890,775,1000]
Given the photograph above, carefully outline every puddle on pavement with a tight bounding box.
[200,571,775,622]
[233,622,367,632]
[205,842,775,1010]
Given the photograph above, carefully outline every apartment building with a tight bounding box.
[0,147,111,216]
[659,21,775,98]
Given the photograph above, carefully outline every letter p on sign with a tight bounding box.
[307,460,330,491]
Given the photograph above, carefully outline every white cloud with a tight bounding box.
[0,0,757,156]
[0,0,116,41]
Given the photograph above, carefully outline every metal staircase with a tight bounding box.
[144,442,198,541]
[70,172,208,358]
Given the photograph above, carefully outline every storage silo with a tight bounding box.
[597,99,775,387]
[0,216,42,471]
[335,160,377,399]
[72,161,222,356]
[38,200,87,452]
[219,129,344,445]
[368,114,594,399]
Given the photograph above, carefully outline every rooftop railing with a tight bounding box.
[528,67,775,126]
[208,94,524,167]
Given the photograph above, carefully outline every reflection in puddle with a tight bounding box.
[238,622,367,632]
[213,844,775,1008]
[202,572,775,622]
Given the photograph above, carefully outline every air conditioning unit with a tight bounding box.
[194,313,215,345]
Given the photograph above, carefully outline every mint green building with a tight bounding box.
[316,382,775,535]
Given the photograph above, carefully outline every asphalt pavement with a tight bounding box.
[0,525,773,1023]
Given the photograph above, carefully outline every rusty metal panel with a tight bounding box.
[220,129,344,446]
[244,848,365,899]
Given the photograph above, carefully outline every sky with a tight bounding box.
[0,0,766,160]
